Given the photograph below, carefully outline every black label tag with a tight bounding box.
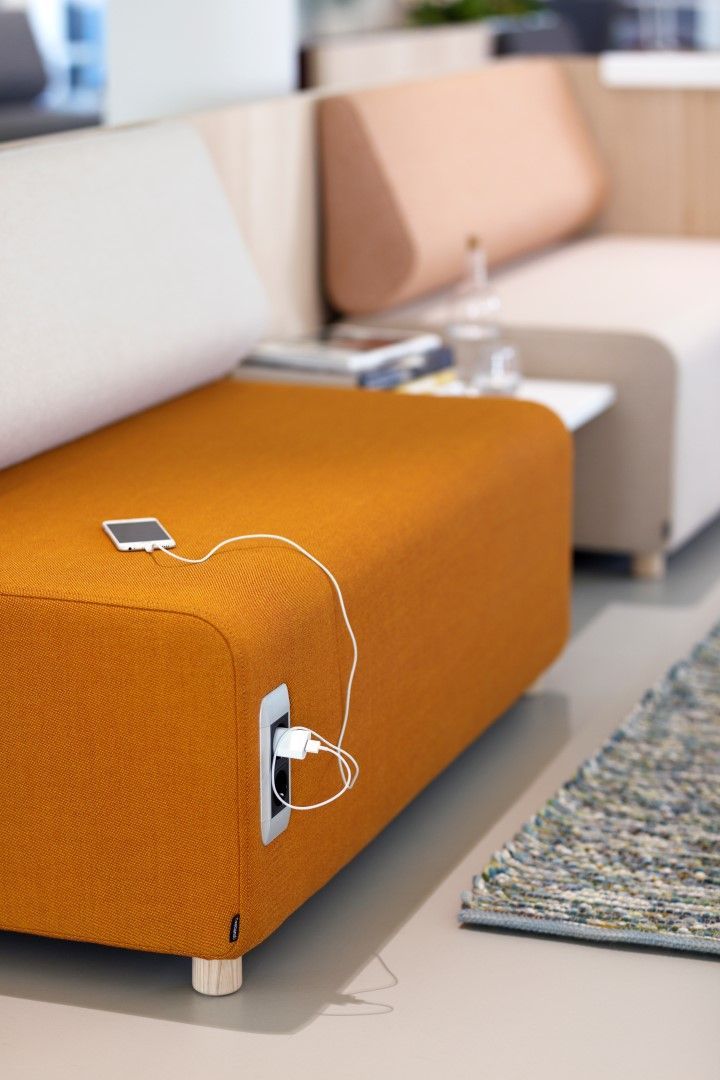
[229,914,240,943]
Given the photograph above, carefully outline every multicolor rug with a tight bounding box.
[460,622,720,954]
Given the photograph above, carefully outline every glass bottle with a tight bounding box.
[446,235,521,395]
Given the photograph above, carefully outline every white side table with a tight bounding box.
[400,375,616,432]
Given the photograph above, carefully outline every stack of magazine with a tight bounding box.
[237,324,452,390]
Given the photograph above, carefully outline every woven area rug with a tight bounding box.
[460,622,720,954]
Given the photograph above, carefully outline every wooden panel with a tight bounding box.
[685,90,720,233]
[560,57,720,238]
[190,93,325,337]
[303,23,493,91]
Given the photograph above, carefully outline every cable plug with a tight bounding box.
[273,726,322,760]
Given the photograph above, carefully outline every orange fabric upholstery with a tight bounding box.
[319,59,608,315]
[0,380,571,959]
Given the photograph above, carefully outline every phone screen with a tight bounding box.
[105,519,172,544]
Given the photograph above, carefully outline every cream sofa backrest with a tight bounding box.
[0,122,268,470]
[319,59,609,315]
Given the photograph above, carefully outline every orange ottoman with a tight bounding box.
[0,379,571,991]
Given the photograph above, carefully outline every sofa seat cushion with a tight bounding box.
[0,379,570,959]
[367,235,720,554]
[495,235,720,347]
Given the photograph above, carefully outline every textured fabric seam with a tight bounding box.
[322,575,349,748]
[0,921,224,958]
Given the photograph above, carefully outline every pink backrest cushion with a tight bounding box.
[319,59,608,315]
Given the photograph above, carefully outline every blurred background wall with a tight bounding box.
[301,0,402,35]
[105,0,298,124]
[4,0,720,143]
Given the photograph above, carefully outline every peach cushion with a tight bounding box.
[320,59,608,315]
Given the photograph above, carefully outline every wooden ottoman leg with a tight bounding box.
[631,551,667,581]
[192,957,243,996]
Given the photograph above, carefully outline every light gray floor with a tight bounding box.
[3,524,720,1078]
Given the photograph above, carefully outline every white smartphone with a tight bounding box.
[102,518,176,552]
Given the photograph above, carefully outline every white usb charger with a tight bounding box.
[271,725,359,810]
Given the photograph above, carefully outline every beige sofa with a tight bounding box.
[319,58,720,578]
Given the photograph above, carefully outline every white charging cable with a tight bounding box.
[155,534,359,810]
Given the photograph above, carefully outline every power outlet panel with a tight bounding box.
[259,683,291,845]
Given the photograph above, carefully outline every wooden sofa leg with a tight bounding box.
[631,551,667,581]
[192,957,243,996]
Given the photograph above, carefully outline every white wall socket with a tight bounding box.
[259,683,291,845]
